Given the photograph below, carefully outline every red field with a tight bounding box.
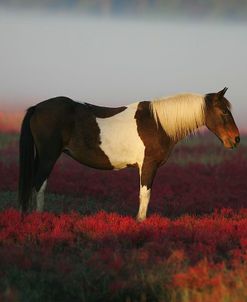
[0,131,247,301]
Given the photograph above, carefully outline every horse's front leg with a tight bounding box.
[137,161,158,222]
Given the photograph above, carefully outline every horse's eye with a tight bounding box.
[222,109,228,115]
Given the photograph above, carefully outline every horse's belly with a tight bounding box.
[108,145,144,169]
[99,131,144,169]
[96,105,145,170]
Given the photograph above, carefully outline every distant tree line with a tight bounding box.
[2,0,247,20]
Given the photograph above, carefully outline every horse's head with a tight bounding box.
[205,88,240,149]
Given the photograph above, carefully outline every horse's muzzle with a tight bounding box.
[223,136,240,149]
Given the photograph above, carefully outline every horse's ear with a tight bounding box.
[217,87,228,97]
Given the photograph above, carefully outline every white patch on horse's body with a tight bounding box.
[36,180,47,211]
[137,186,151,221]
[96,103,145,170]
[150,93,206,140]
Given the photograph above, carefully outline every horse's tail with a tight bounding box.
[18,106,36,213]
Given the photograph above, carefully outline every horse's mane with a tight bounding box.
[149,93,206,140]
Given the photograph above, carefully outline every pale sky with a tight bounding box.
[0,8,246,129]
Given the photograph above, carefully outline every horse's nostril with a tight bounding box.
[235,136,240,144]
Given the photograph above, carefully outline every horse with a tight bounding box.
[18,87,240,221]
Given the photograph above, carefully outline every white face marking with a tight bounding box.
[137,185,151,221]
[36,180,47,212]
[96,103,145,170]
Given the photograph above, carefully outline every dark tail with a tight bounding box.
[18,106,36,213]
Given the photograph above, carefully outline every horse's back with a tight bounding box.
[31,96,127,124]
[83,103,127,118]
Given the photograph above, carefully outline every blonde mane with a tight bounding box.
[149,93,206,140]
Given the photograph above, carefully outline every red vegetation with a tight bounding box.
[0,209,247,300]
[0,134,247,300]
[1,208,247,263]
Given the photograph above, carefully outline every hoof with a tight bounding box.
[136,216,146,222]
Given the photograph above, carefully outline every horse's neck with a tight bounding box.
[175,116,206,141]
[150,94,206,141]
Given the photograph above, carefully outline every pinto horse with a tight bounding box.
[18,87,240,220]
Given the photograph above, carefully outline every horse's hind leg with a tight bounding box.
[36,180,47,211]
[34,151,61,211]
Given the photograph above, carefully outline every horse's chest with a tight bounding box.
[96,106,145,169]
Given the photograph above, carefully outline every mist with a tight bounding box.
[0,8,246,129]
